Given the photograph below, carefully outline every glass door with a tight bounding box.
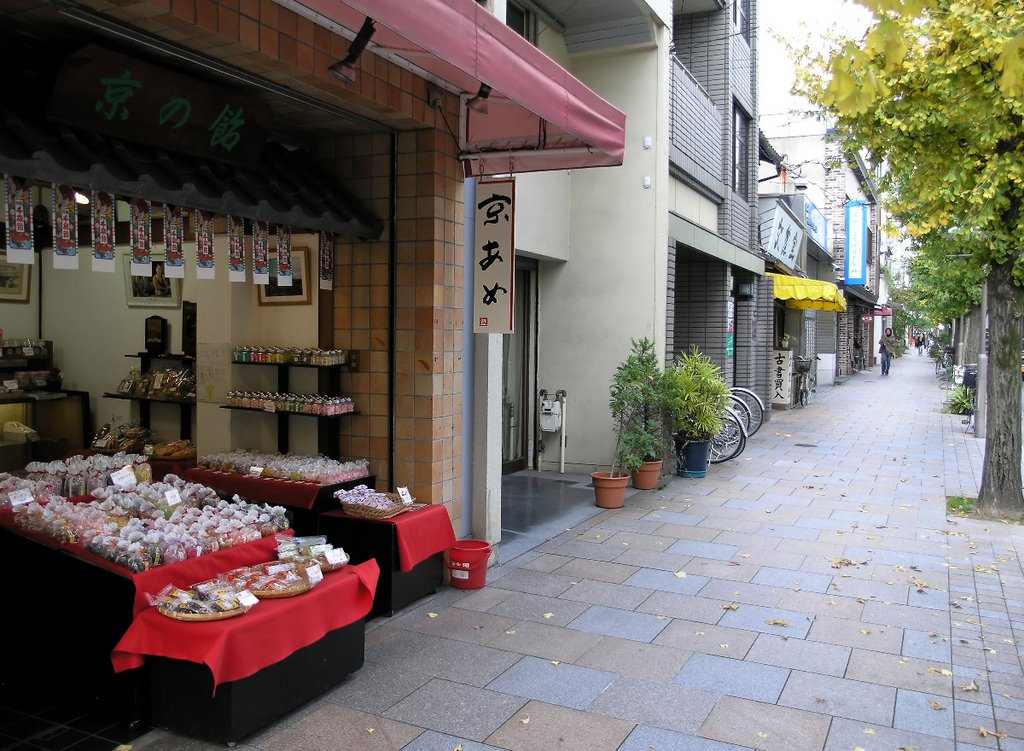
[502,267,533,474]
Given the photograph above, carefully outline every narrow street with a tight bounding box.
[136,354,1023,751]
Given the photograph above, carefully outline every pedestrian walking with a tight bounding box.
[879,327,898,375]
[915,333,926,355]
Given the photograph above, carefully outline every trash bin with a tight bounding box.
[447,540,492,590]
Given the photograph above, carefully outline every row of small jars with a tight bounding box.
[1,339,47,358]
[232,347,347,366]
[225,391,355,416]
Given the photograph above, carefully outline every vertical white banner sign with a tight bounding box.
[473,179,515,335]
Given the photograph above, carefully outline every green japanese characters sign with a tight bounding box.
[48,45,268,166]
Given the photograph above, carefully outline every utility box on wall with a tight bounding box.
[539,399,562,432]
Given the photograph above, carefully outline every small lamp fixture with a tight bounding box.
[737,282,754,300]
[328,17,376,85]
[466,83,492,114]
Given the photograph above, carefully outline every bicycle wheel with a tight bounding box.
[710,409,746,464]
[730,387,765,436]
[729,394,753,435]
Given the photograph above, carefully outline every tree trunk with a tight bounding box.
[977,260,1024,520]
[962,304,981,365]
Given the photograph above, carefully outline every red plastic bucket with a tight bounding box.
[447,540,492,590]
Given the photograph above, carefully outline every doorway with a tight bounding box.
[502,264,535,474]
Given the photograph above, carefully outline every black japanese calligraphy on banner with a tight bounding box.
[771,349,793,406]
[52,184,78,269]
[473,179,515,335]
[47,45,268,166]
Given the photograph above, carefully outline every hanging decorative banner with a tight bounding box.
[196,210,216,279]
[91,190,116,272]
[163,204,185,278]
[4,175,34,264]
[129,198,153,276]
[227,215,246,282]
[252,220,269,285]
[52,184,79,270]
[275,225,293,287]
[473,179,516,334]
[318,231,334,291]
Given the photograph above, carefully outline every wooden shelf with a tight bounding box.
[219,405,358,417]
[103,392,196,406]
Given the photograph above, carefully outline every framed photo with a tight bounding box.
[124,253,182,308]
[0,252,31,303]
[257,247,311,306]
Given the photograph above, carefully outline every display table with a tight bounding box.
[112,560,378,743]
[319,504,455,617]
[65,449,197,482]
[183,468,375,534]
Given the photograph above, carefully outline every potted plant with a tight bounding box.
[663,346,731,478]
[593,338,669,507]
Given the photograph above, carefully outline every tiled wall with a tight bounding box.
[669,59,725,199]
[670,255,733,385]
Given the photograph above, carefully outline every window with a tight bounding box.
[733,105,751,197]
[507,2,537,43]
[733,0,750,42]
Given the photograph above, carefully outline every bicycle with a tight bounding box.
[709,406,747,463]
[729,387,765,437]
[793,355,819,407]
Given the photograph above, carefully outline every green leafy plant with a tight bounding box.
[946,386,975,415]
[946,496,977,517]
[663,346,731,442]
[608,338,668,476]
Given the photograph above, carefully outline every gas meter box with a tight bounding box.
[540,399,562,432]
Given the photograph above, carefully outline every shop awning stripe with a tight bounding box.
[766,272,848,313]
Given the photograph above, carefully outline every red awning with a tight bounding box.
[288,0,627,177]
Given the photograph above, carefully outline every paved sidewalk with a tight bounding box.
[136,355,1023,751]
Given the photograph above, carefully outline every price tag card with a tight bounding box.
[93,434,112,449]
[308,543,332,557]
[110,465,137,488]
[144,444,155,456]
[396,486,414,505]
[22,346,34,356]
[249,466,264,477]
[8,488,34,507]
[262,400,276,413]
[3,379,18,391]
[266,563,293,575]
[305,563,323,584]
[324,548,348,565]
[237,590,259,608]
[165,488,183,506]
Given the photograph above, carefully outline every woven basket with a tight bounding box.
[339,492,416,519]
[157,606,248,622]
[250,580,312,599]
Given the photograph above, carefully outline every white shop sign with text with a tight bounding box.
[473,179,515,335]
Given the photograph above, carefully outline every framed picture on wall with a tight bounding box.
[257,247,311,306]
[124,253,182,308]
[0,252,31,303]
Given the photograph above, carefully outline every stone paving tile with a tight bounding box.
[622,566,710,595]
[700,695,831,751]
[487,568,577,597]
[521,554,574,573]
[364,630,520,688]
[636,591,732,623]
[823,716,955,751]
[588,675,718,734]
[666,539,741,561]
[775,589,866,619]
[402,732,504,751]
[845,649,954,696]
[557,578,653,610]
[404,607,520,645]
[716,602,815,639]
[894,688,955,739]
[860,599,952,634]
[383,678,526,743]
[484,700,634,751]
[681,558,761,582]
[674,654,789,703]
[256,704,424,751]
[639,509,707,526]
[565,604,670,643]
[481,591,591,627]
[485,620,603,662]
[653,619,758,658]
[617,726,754,751]
[614,547,694,571]
[551,557,639,584]
[807,614,904,654]
[574,634,691,682]
[901,628,952,662]
[696,579,786,608]
[748,566,833,593]
[541,540,627,562]
[451,586,517,613]
[777,669,895,725]
[484,655,615,711]
[745,633,851,677]
[651,522,723,541]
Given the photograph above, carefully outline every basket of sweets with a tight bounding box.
[222,561,320,599]
[334,485,416,519]
[148,582,256,622]
[276,534,349,572]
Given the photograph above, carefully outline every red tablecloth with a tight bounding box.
[322,504,455,572]
[111,559,379,691]
[183,468,336,510]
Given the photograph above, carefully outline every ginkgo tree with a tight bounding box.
[793,0,1024,518]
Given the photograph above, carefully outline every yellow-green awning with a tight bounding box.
[766,273,847,313]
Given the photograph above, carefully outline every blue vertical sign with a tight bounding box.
[845,200,868,285]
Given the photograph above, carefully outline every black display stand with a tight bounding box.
[148,619,365,744]
[103,353,195,440]
[319,511,444,617]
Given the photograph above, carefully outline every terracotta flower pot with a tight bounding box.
[631,459,663,490]
[591,471,629,509]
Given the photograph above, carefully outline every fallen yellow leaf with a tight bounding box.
[765,619,787,627]
[756,732,768,739]
[520,715,530,725]
[427,612,438,618]
[550,660,560,666]
[863,728,876,735]
[367,728,375,734]
[543,612,554,619]
[505,629,516,635]
[927,667,953,676]
[674,571,687,578]
[930,700,946,711]
[721,603,740,611]
[719,643,729,649]
[979,726,1007,739]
